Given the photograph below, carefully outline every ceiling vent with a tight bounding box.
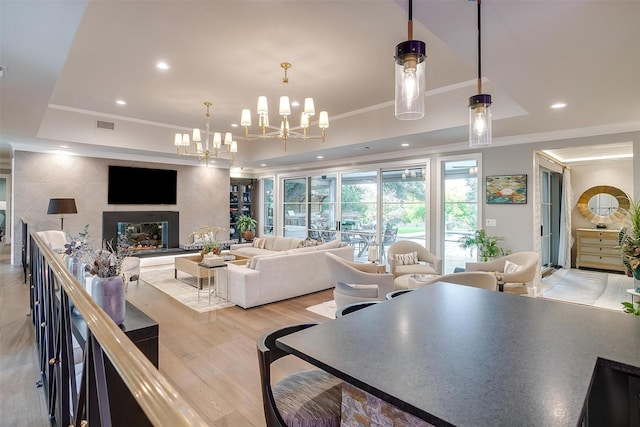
[97,120,115,130]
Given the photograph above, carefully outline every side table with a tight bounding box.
[197,262,228,304]
[626,288,640,304]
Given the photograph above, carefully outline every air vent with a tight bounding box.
[97,120,115,130]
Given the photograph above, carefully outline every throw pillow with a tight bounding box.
[395,252,418,265]
[302,236,315,247]
[315,237,325,246]
[504,260,523,274]
[252,238,266,249]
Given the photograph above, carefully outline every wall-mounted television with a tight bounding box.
[108,166,177,205]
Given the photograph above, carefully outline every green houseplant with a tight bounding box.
[618,194,640,292]
[237,215,257,241]
[201,241,222,257]
[459,229,509,262]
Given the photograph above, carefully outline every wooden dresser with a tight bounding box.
[575,228,625,272]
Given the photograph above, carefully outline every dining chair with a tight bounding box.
[380,226,398,261]
[335,301,381,318]
[257,323,343,427]
[420,272,498,291]
[325,252,394,310]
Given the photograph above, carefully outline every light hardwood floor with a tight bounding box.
[0,243,335,426]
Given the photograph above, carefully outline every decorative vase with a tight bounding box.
[91,275,126,325]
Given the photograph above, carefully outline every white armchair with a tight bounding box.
[465,251,539,294]
[121,256,141,288]
[325,252,394,310]
[387,241,442,278]
[36,230,69,251]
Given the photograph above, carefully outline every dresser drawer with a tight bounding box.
[578,245,620,257]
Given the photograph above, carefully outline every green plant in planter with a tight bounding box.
[237,215,257,240]
[458,229,510,262]
[621,301,640,316]
[201,241,221,257]
[619,194,640,284]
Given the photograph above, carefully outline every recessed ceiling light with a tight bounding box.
[317,156,324,159]
[291,101,300,107]
[401,143,410,147]
[551,102,566,109]
[231,123,238,128]
[116,99,127,105]
[156,61,170,70]
[260,163,267,167]
[59,145,69,149]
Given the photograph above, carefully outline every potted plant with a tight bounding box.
[618,194,640,291]
[458,229,509,262]
[237,215,257,241]
[201,241,222,257]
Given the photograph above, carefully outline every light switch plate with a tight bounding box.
[486,219,497,227]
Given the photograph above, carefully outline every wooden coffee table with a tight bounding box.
[174,253,251,289]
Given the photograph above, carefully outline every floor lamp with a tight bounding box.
[47,198,77,230]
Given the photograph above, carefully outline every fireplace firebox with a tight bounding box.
[103,211,179,252]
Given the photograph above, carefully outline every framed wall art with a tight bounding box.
[486,174,527,204]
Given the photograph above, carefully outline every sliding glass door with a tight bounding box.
[381,167,427,261]
[309,174,337,241]
[441,158,479,274]
[283,178,306,238]
[340,171,378,261]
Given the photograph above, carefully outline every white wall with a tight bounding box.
[11,151,229,264]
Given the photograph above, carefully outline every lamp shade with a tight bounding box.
[47,198,77,215]
[469,94,492,148]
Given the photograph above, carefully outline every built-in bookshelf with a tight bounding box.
[229,178,256,241]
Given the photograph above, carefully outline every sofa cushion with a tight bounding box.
[249,252,283,269]
[253,238,266,249]
[272,237,294,251]
[290,238,303,249]
[288,246,318,254]
[316,239,341,250]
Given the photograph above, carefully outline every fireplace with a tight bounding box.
[103,211,179,252]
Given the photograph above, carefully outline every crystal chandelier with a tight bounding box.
[174,102,237,165]
[239,62,329,151]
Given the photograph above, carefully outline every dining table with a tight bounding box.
[354,229,377,257]
[277,281,640,426]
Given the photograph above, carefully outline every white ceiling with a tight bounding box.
[1,0,639,172]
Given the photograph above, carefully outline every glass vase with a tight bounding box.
[91,275,126,325]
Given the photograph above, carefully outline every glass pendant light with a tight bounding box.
[469,0,492,148]
[395,0,426,120]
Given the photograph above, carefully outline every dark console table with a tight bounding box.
[71,301,159,426]
[278,282,640,426]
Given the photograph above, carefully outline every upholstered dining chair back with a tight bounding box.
[335,301,381,318]
[387,241,443,278]
[325,252,394,310]
[421,272,498,291]
[257,323,343,427]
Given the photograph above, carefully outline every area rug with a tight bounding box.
[306,300,337,319]
[140,267,235,313]
[540,268,633,312]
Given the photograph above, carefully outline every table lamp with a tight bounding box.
[47,198,77,230]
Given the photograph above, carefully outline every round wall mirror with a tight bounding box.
[577,185,630,226]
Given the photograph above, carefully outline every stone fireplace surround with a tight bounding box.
[103,211,179,251]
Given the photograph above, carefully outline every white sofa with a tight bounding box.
[226,237,353,308]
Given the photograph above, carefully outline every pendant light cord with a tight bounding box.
[408,0,413,40]
[477,0,482,94]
